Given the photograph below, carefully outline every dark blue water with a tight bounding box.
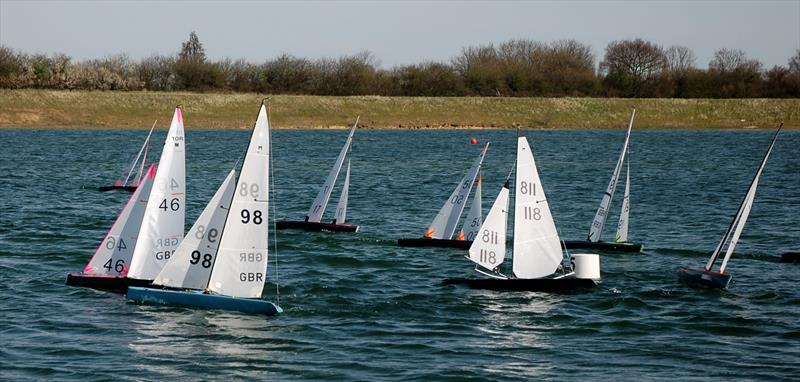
[1,128,798,381]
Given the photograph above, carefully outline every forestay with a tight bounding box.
[85,165,156,276]
[468,184,509,271]
[459,175,482,241]
[208,104,270,298]
[588,109,635,242]
[512,136,563,279]
[333,160,351,224]
[154,170,237,290]
[615,159,630,243]
[306,117,358,223]
[128,107,186,280]
[427,143,489,239]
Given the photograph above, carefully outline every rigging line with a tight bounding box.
[123,120,157,185]
[267,101,280,305]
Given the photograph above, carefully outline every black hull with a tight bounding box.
[780,252,800,264]
[442,277,598,291]
[65,273,152,293]
[562,240,642,253]
[397,238,472,249]
[676,268,733,289]
[275,220,359,233]
[98,185,136,192]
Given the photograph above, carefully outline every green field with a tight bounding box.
[0,89,796,129]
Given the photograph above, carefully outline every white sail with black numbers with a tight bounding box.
[208,104,270,298]
[154,170,236,290]
[85,165,155,276]
[588,109,635,242]
[615,159,630,243]
[333,160,351,224]
[512,136,562,279]
[128,107,186,280]
[459,174,482,241]
[468,184,508,271]
[306,118,358,223]
[426,143,489,239]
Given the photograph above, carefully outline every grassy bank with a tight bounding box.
[0,89,797,129]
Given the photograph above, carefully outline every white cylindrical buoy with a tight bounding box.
[571,254,601,279]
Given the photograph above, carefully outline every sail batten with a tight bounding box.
[427,143,489,239]
[128,107,186,280]
[588,109,635,242]
[306,118,358,223]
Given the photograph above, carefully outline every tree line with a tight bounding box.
[1,32,798,98]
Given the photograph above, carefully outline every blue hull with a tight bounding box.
[127,287,282,315]
[677,268,733,289]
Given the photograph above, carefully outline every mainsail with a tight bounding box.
[128,107,186,280]
[615,159,631,243]
[85,165,156,276]
[153,170,237,290]
[333,159,351,224]
[512,136,563,279]
[426,143,489,239]
[588,109,635,242]
[459,175,482,241]
[306,118,358,223]
[207,103,271,298]
[705,125,781,273]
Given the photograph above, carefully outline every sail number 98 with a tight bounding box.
[239,182,260,198]
[190,250,212,268]
[241,209,263,224]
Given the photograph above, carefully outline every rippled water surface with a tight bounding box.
[1,128,798,381]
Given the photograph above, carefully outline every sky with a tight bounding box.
[1,0,798,69]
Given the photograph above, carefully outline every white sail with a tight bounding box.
[153,170,237,290]
[208,104,270,298]
[85,164,156,276]
[333,159,351,224]
[132,143,148,187]
[426,143,489,239]
[122,121,156,186]
[615,159,630,243]
[468,184,509,271]
[306,118,358,223]
[588,109,635,242]
[128,106,186,280]
[459,174,482,241]
[512,136,563,279]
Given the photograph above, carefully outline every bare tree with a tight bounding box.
[665,45,696,73]
[600,38,667,97]
[179,31,206,63]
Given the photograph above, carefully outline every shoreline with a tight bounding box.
[1,90,797,129]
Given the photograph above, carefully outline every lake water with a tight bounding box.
[1,128,798,380]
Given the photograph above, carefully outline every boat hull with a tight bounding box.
[98,185,137,192]
[65,273,152,293]
[562,240,642,253]
[676,268,733,289]
[275,220,358,233]
[442,277,598,291]
[780,252,799,263]
[127,287,282,315]
[397,237,471,249]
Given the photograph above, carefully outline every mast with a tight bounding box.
[588,109,635,242]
